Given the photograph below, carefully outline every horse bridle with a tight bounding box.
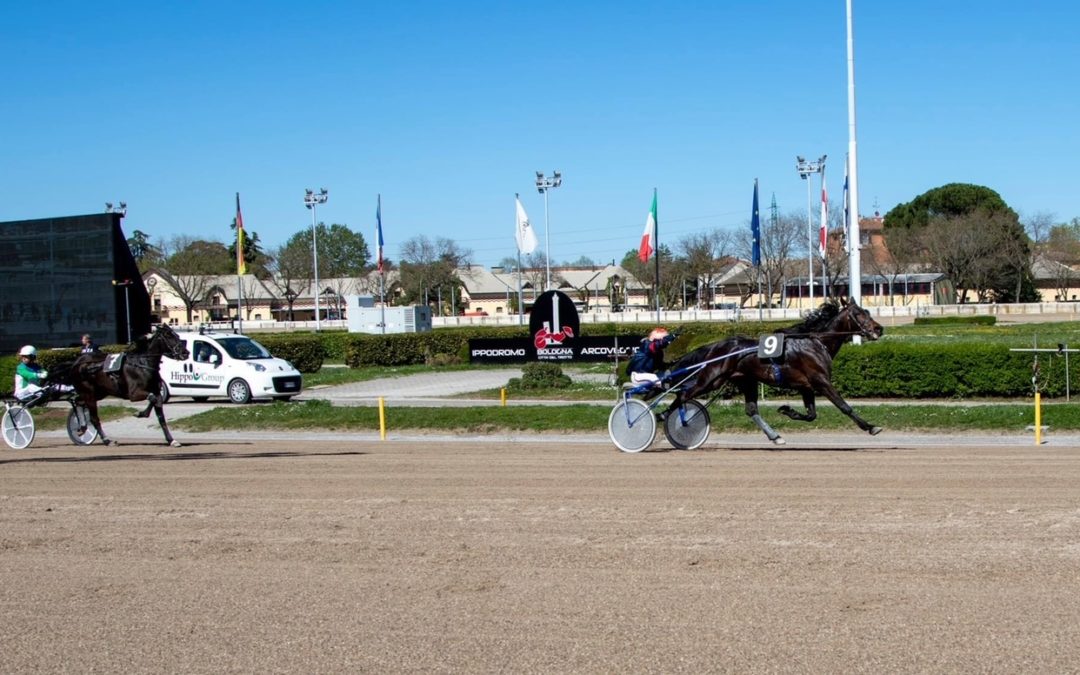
[848,308,881,339]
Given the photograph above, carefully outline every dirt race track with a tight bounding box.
[3,435,1080,673]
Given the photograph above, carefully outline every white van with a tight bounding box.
[159,331,303,404]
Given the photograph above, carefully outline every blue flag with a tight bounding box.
[376,194,384,273]
[751,179,761,267]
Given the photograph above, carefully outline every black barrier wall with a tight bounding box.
[0,213,149,352]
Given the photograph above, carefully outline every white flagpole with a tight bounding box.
[847,0,863,313]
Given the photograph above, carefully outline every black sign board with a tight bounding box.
[469,336,641,364]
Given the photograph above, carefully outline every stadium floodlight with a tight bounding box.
[795,155,826,304]
[304,188,330,331]
[535,171,563,290]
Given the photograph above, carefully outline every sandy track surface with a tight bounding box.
[3,437,1080,673]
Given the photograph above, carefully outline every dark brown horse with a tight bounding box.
[666,297,884,445]
[56,325,189,447]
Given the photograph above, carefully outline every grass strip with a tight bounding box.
[173,399,1078,434]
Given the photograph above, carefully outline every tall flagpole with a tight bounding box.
[377,194,386,335]
[847,0,863,313]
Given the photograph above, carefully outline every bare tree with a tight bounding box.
[736,211,803,307]
[678,230,734,308]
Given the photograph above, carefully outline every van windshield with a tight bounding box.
[216,336,271,360]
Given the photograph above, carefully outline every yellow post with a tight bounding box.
[500,388,507,407]
[378,396,386,441]
[1034,392,1041,446]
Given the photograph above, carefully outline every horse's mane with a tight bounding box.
[783,299,841,334]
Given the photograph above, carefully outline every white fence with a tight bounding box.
[172,302,1080,334]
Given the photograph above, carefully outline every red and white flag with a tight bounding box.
[638,191,657,263]
[819,174,828,258]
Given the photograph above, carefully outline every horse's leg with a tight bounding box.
[778,390,817,422]
[817,382,882,435]
[137,392,156,418]
[153,398,181,447]
[741,380,784,445]
[85,397,112,446]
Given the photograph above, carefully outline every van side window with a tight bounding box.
[193,340,221,363]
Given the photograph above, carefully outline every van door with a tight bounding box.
[167,338,226,397]
[187,339,227,396]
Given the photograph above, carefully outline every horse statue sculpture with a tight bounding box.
[53,324,190,447]
[666,297,884,445]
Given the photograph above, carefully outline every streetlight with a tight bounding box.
[535,170,562,291]
[284,288,298,322]
[146,277,157,320]
[113,279,133,343]
[304,188,329,330]
[796,155,826,305]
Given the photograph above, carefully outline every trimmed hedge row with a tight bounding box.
[832,341,1053,398]
[253,333,325,373]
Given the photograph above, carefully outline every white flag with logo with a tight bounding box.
[515,195,538,254]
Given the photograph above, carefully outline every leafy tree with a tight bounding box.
[160,237,233,321]
[884,183,1036,302]
[565,255,597,267]
[228,218,269,278]
[127,229,164,273]
[620,244,679,309]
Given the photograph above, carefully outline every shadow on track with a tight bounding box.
[0,448,365,465]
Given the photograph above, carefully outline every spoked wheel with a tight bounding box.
[608,399,657,453]
[2,404,36,450]
[66,404,99,446]
[663,399,711,450]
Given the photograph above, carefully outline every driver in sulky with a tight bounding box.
[13,345,74,405]
[626,327,676,386]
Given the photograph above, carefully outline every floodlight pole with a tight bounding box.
[535,171,562,291]
[304,188,329,331]
[796,155,826,307]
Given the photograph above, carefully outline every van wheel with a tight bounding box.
[159,381,171,404]
[227,379,252,404]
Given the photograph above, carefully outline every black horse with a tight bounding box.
[54,325,190,447]
[667,297,884,445]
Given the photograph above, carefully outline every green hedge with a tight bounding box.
[832,342,1054,398]
[252,333,325,373]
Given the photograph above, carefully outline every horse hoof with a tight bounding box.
[772,437,786,445]
[101,438,114,446]
[777,405,793,416]
[135,411,150,419]
[869,426,883,436]
[170,440,182,448]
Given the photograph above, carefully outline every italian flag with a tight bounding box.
[638,191,657,263]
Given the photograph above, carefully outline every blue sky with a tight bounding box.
[4,1,1078,269]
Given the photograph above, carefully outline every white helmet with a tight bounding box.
[18,345,36,357]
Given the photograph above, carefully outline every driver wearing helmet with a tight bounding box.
[13,345,73,404]
[627,327,676,386]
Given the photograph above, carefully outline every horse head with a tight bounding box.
[838,297,883,341]
[151,324,191,361]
